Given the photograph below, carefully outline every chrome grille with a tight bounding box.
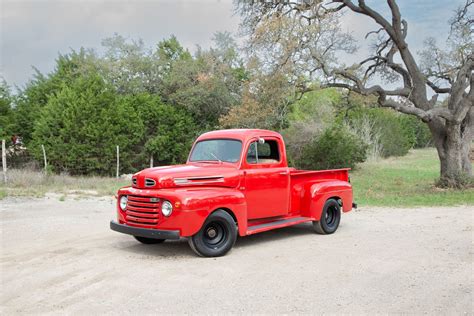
[125,195,160,226]
[145,178,156,187]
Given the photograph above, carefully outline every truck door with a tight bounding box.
[243,137,290,220]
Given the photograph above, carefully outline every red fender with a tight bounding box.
[309,180,353,221]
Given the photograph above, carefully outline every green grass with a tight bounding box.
[351,148,474,207]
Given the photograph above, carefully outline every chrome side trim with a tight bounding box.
[173,175,225,185]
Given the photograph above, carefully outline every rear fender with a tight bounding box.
[309,180,353,220]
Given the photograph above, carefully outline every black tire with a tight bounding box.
[313,198,341,235]
[188,210,237,257]
[134,236,165,244]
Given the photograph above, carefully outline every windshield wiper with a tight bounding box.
[193,160,220,164]
[209,152,222,164]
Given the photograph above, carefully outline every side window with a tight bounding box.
[246,139,280,164]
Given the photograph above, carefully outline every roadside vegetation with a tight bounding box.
[2,148,472,207]
[0,169,128,199]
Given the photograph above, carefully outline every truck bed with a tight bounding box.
[289,168,350,181]
[289,168,352,217]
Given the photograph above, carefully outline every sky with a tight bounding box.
[0,0,467,90]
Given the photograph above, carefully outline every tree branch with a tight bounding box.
[426,80,451,94]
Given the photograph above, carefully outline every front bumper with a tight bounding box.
[110,221,180,240]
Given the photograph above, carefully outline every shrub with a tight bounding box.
[401,116,432,148]
[124,93,198,168]
[344,108,418,158]
[298,125,368,170]
[30,74,199,175]
[31,74,143,175]
[283,89,339,166]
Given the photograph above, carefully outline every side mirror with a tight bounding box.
[258,138,265,144]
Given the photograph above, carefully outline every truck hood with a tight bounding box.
[132,163,241,189]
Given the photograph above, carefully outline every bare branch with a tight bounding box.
[426,80,451,94]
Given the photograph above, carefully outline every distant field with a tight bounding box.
[351,148,474,207]
[1,148,473,207]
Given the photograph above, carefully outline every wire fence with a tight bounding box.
[0,140,140,183]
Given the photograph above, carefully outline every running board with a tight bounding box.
[246,216,313,235]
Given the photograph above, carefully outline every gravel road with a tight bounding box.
[1,196,472,314]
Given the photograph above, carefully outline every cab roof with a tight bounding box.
[196,129,283,142]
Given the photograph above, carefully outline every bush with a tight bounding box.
[31,74,143,175]
[123,93,198,168]
[298,125,368,170]
[30,74,199,175]
[401,116,432,148]
[344,108,420,158]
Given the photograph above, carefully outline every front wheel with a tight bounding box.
[313,198,341,234]
[134,236,165,244]
[188,210,237,257]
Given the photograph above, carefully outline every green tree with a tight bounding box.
[283,89,342,164]
[99,34,170,95]
[14,49,98,144]
[31,73,142,175]
[160,33,245,127]
[219,59,292,130]
[0,80,15,140]
[119,93,198,168]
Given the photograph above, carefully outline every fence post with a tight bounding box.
[150,155,153,168]
[41,144,47,173]
[116,145,120,179]
[2,140,6,184]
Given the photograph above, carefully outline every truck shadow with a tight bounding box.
[114,223,317,258]
[234,222,316,249]
[116,239,194,258]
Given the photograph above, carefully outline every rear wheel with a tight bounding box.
[134,236,165,244]
[188,210,237,257]
[313,199,341,234]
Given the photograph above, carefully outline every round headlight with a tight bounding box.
[161,200,173,217]
[119,195,128,211]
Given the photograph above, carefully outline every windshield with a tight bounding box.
[189,139,242,163]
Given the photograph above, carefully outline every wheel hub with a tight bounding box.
[206,227,217,238]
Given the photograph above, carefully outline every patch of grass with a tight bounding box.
[350,148,474,207]
[0,189,7,200]
[0,169,129,198]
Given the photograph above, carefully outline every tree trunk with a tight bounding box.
[430,115,473,188]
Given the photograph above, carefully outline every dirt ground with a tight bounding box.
[1,196,472,314]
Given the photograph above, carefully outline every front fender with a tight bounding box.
[176,187,247,236]
[118,187,247,237]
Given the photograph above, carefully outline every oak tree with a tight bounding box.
[237,0,473,187]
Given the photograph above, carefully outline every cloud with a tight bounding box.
[1,0,240,88]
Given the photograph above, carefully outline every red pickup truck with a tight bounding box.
[111,129,355,257]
